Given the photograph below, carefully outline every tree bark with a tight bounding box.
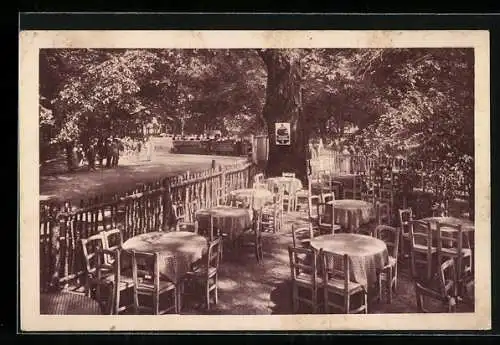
[259,49,309,186]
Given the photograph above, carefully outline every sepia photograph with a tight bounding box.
[19,30,490,331]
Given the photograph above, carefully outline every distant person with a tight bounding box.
[86,139,97,171]
[97,138,106,168]
[111,138,123,167]
[145,137,153,161]
[105,137,113,168]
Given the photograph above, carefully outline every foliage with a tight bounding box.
[40,47,475,200]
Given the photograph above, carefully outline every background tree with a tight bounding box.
[258,49,309,185]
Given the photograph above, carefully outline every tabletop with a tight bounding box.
[196,205,253,240]
[122,231,208,283]
[326,199,374,232]
[40,292,102,315]
[265,176,303,194]
[310,233,388,288]
[420,216,475,232]
[327,199,373,210]
[229,188,274,209]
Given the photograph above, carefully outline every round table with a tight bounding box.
[310,234,389,289]
[122,231,208,284]
[326,199,375,232]
[228,188,274,209]
[420,216,475,247]
[196,205,253,241]
[40,292,102,315]
[420,216,474,232]
[265,176,303,195]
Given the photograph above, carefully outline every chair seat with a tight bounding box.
[440,247,472,257]
[103,274,135,290]
[295,189,309,198]
[319,224,342,232]
[136,279,176,293]
[294,273,323,286]
[413,244,437,253]
[324,277,364,294]
[186,266,217,278]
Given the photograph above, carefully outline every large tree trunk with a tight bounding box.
[259,49,309,186]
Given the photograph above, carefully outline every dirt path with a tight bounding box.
[40,152,247,203]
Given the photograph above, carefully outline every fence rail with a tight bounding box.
[40,161,256,292]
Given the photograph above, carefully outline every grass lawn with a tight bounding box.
[40,152,247,204]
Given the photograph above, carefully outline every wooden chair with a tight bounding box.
[398,208,414,260]
[282,172,296,178]
[130,250,178,315]
[262,186,283,233]
[409,220,437,281]
[81,233,112,298]
[307,195,321,227]
[288,246,321,313]
[240,209,264,263]
[184,237,222,311]
[374,225,400,304]
[321,251,368,314]
[96,248,134,315]
[412,257,458,313]
[343,175,363,200]
[176,220,199,234]
[294,177,311,212]
[317,201,342,235]
[436,222,473,297]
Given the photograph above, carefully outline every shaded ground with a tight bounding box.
[180,212,474,315]
[40,152,246,203]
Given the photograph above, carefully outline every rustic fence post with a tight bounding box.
[49,208,65,291]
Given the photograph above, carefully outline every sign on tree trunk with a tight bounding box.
[275,123,291,145]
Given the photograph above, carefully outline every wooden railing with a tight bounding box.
[40,161,257,292]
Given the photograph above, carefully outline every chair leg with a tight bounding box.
[292,284,298,313]
[312,288,317,314]
[206,284,211,311]
[323,288,328,313]
[364,292,368,314]
[345,293,350,314]
[378,276,383,302]
[214,275,219,305]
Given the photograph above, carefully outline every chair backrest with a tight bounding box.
[291,224,314,248]
[374,225,400,259]
[131,250,160,291]
[172,203,186,223]
[398,208,413,236]
[81,233,105,275]
[288,245,317,283]
[176,220,199,234]
[438,258,457,299]
[436,222,463,250]
[206,237,222,273]
[376,201,391,225]
[282,172,296,178]
[253,173,265,183]
[321,251,350,291]
[321,192,335,204]
[409,220,432,248]
[102,228,123,251]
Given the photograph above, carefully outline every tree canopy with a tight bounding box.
[40,47,474,189]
